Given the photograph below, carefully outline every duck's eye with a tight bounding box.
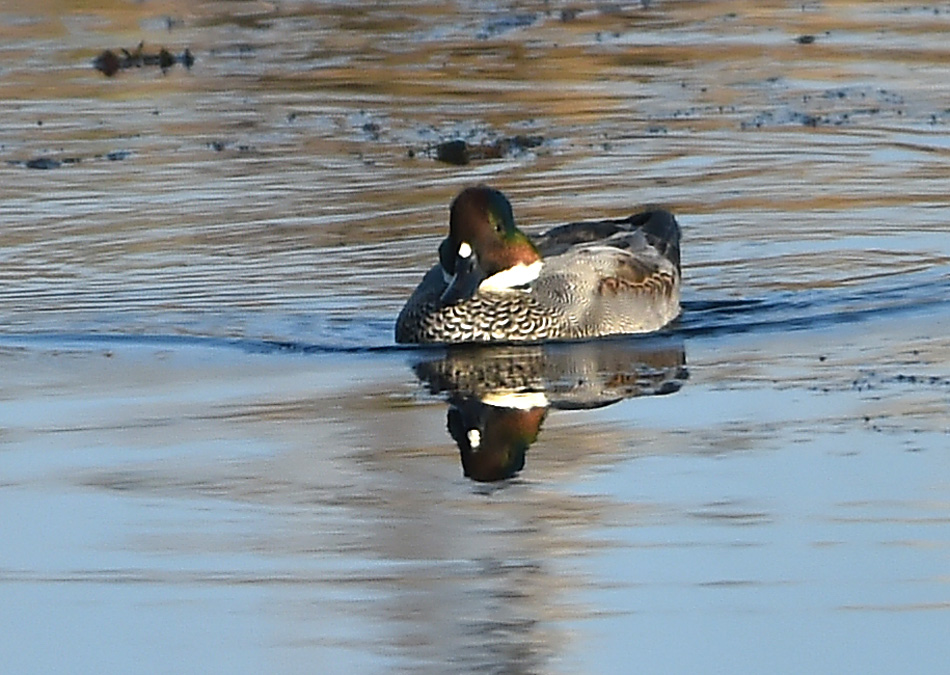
[490,214,504,233]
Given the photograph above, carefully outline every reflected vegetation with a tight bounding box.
[413,338,688,481]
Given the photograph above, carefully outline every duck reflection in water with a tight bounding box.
[413,338,688,482]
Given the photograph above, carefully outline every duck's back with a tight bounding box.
[534,209,680,267]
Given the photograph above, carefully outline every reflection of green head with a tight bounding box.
[447,399,546,482]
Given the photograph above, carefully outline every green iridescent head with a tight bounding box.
[439,186,540,277]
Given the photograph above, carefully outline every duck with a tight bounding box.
[395,186,681,344]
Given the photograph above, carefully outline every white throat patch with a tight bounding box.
[477,260,542,293]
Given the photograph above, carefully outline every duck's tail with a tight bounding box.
[631,209,680,273]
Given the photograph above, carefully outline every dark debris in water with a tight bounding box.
[741,85,916,130]
[9,150,132,170]
[477,13,537,39]
[94,42,194,77]
[559,8,581,22]
[207,140,256,153]
[424,135,544,166]
[24,157,62,170]
[830,370,950,398]
[852,372,950,390]
[362,121,382,140]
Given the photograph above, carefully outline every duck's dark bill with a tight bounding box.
[439,248,484,305]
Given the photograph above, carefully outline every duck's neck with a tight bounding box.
[477,260,543,293]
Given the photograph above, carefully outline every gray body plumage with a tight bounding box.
[395,209,681,344]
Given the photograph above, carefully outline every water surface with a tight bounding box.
[1,1,949,673]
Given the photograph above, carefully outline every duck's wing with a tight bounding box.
[533,210,681,335]
[593,244,679,298]
[534,209,680,273]
[555,241,680,335]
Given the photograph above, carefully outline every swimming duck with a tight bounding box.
[395,186,681,344]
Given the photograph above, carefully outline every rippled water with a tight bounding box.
[2,1,949,673]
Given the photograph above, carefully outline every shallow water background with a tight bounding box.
[2,1,949,672]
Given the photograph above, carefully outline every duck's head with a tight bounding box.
[438,186,542,304]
